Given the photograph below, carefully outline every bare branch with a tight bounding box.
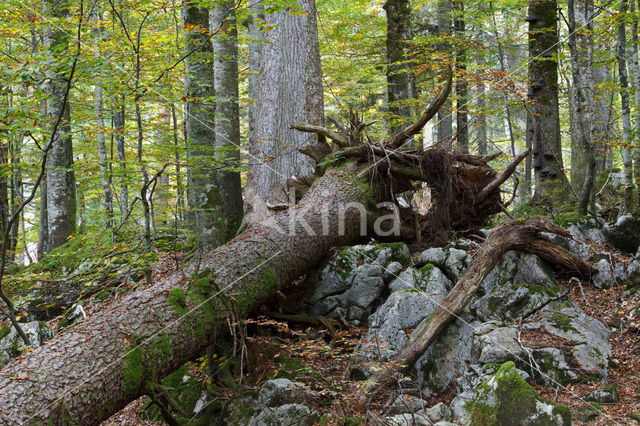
[387,66,453,149]
[476,149,530,203]
[291,123,349,148]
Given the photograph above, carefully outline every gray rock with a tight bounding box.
[384,413,433,426]
[0,321,53,367]
[525,306,611,378]
[422,402,452,422]
[389,268,421,292]
[443,248,470,281]
[258,379,310,408]
[416,316,476,394]
[532,347,577,386]
[614,263,627,285]
[421,266,453,291]
[384,261,404,282]
[585,385,620,403]
[346,270,384,310]
[359,289,446,360]
[603,214,640,253]
[514,254,555,287]
[388,395,430,415]
[451,361,570,425]
[593,259,616,289]
[473,326,524,364]
[415,247,447,269]
[248,404,319,426]
[303,243,411,323]
[627,260,640,288]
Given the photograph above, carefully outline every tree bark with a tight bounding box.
[112,94,128,218]
[617,0,634,210]
[453,0,468,153]
[92,2,114,228]
[183,2,225,252]
[528,0,565,207]
[436,0,453,147]
[384,0,413,135]
[0,168,373,425]
[43,0,77,251]
[246,0,326,216]
[211,1,244,240]
[568,0,595,215]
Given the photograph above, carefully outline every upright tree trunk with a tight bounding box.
[570,0,610,200]
[617,0,634,210]
[453,0,468,153]
[93,3,113,228]
[43,0,77,251]
[384,0,413,135]
[630,0,640,206]
[246,0,326,215]
[436,0,453,147]
[37,175,48,260]
[246,1,264,151]
[568,0,595,215]
[183,2,225,251]
[112,95,128,218]
[474,39,487,156]
[528,0,564,207]
[211,2,244,240]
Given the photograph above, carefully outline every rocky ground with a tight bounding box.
[2,216,640,425]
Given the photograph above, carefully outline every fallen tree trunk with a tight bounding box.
[0,168,374,425]
[362,217,596,396]
[0,67,527,423]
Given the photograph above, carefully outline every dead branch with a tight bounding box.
[291,123,349,148]
[387,67,453,149]
[476,149,530,203]
[361,217,595,398]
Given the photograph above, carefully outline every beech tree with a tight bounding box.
[246,0,327,214]
[42,0,77,252]
[183,1,225,251]
[527,0,564,206]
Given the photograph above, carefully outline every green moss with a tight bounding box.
[554,212,589,228]
[0,325,9,341]
[467,362,571,425]
[167,288,188,315]
[550,313,576,332]
[628,413,640,422]
[419,263,435,273]
[536,353,573,386]
[122,341,143,395]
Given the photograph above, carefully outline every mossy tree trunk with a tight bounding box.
[0,167,374,425]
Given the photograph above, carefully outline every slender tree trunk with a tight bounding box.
[246,0,327,215]
[37,175,48,260]
[631,0,640,206]
[43,0,77,251]
[92,3,113,228]
[246,1,264,152]
[436,0,453,147]
[183,2,225,252]
[453,0,468,153]
[528,0,564,207]
[475,44,487,156]
[211,1,244,240]
[170,103,184,221]
[384,0,413,135]
[568,0,595,215]
[617,0,634,210]
[112,94,128,218]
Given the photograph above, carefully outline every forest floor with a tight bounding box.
[88,241,640,425]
